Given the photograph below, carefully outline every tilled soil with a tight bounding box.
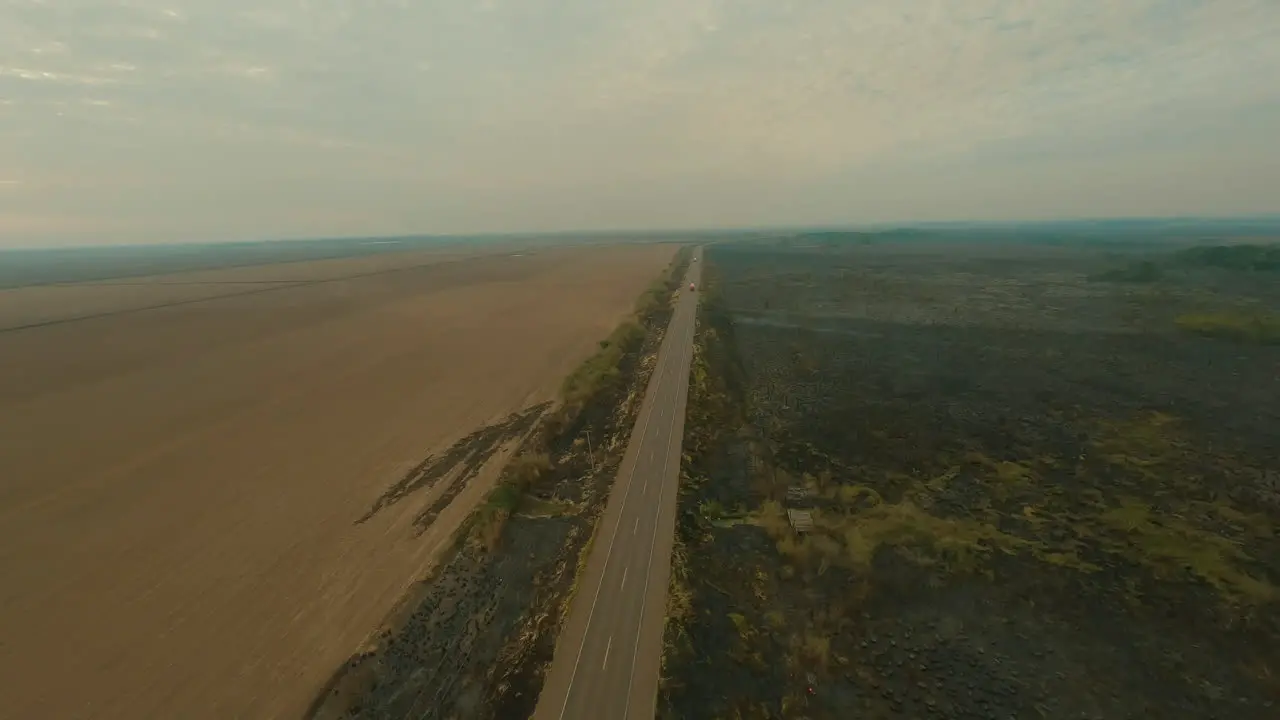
[357,402,553,533]
[308,260,686,720]
[0,242,676,720]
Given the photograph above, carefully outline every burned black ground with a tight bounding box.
[660,241,1280,719]
[355,402,552,531]
[307,250,693,720]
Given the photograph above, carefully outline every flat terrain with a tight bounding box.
[662,239,1279,719]
[301,250,695,720]
[533,251,700,720]
[0,241,674,720]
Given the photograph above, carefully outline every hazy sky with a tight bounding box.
[2,0,1278,246]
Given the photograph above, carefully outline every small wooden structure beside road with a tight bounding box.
[785,484,814,533]
[786,508,814,534]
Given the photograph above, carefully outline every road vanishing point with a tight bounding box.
[532,248,703,720]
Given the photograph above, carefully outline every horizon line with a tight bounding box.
[4,212,1280,252]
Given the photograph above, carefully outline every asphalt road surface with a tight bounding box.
[532,249,702,720]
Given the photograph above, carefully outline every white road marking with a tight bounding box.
[555,303,678,718]
[620,566,628,591]
[622,312,694,719]
[552,267,700,718]
[633,517,640,535]
[602,636,612,669]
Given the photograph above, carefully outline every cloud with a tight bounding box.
[1,0,1278,245]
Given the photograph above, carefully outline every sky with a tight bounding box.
[1,0,1279,247]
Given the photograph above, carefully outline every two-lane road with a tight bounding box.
[533,249,702,720]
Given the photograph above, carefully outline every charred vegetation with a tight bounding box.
[307,247,693,720]
[660,239,1279,719]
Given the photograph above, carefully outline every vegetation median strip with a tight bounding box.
[306,245,692,720]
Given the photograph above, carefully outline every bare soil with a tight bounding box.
[306,248,693,720]
[0,242,674,720]
[661,241,1280,719]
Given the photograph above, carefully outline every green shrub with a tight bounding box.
[559,320,645,406]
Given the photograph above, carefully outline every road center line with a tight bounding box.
[622,304,694,719]
[602,636,612,670]
[549,265,698,719]
[620,566,628,591]
[555,318,676,718]
[633,517,640,535]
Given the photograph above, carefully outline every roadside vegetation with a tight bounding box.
[308,245,693,720]
[473,243,693,546]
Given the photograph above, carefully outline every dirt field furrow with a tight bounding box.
[0,242,675,720]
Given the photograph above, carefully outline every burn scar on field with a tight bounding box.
[356,401,552,532]
[307,248,695,720]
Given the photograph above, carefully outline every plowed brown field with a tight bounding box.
[0,242,675,720]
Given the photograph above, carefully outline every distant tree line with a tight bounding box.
[1092,242,1280,283]
[1175,243,1280,272]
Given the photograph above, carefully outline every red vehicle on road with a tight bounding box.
[689,282,696,292]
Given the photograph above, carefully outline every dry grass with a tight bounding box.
[562,522,599,615]
[753,499,792,536]
[1175,310,1280,344]
[753,490,1032,576]
[742,409,1277,608]
[837,501,1029,572]
[1097,497,1275,603]
[798,633,831,669]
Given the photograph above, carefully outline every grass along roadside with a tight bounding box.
[466,244,693,551]
[306,245,694,720]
